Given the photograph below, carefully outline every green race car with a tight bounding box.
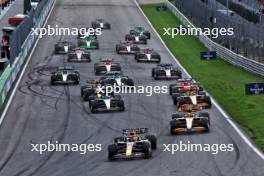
[78,36,99,49]
[129,27,151,39]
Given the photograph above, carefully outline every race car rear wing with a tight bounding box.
[122,128,148,135]
[58,66,74,71]
[100,58,113,62]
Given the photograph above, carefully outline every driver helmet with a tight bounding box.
[130,130,138,141]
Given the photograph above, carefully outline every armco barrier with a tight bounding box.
[0,0,56,109]
[165,0,264,77]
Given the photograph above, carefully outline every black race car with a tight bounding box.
[135,48,160,63]
[81,80,114,101]
[89,94,125,113]
[125,34,147,44]
[94,59,122,75]
[91,19,111,29]
[129,27,151,39]
[116,41,140,54]
[170,111,210,134]
[152,63,182,80]
[108,128,157,160]
[50,67,80,85]
[100,74,134,86]
[67,48,91,62]
[54,41,76,54]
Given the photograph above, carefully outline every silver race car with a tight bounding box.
[100,74,134,86]
[89,94,125,113]
[50,67,80,85]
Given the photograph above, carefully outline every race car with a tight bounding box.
[175,93,212,111]
[91,19,111,29]
[81,80,114,101]
[125,34,147,44]
[170,111,210,134]
[129,27,151,39]
[169,79,203,95]
[116,41,140,54]
[100,74,134,86]
[78,36,99,49]
[54,41,76,54]
[94,59,122,75]
[67,48,91,62]
[108,128,157,160]
[152,63,182,80]
[8,14,29,27]
[135,48,160,63]
[50,67,80,85]
[89,94,125,113]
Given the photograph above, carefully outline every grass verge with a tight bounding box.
[141,3,264,150]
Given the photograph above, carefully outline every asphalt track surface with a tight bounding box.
[0,0,263,175]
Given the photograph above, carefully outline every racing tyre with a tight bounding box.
[170,125,177,135]
[106,23,111,29]
[108,144,117,161]
[201,118,210,132]
[142,142,152,159]
[151,68,155,77]
[118,100,125,111]
[94,42,99,49]
[205,96,212,108]
[146,135,157,150]
[126,79,134,86]
[172,96,178,105]
[145,32,151,39]
[169,84,176,95]
[116,45,121,54]
[90,103,98,113]
[50,80,55,85]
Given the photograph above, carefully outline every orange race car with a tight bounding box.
[175,93,212,112]
[170,111,210,134]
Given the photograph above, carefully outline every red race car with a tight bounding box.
[8,14,29,27]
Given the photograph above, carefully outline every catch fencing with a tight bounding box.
[165,0,264,77]
[0,0,56,109]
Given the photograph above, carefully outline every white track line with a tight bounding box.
[134,0,264,160]
[0,0,57,125]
